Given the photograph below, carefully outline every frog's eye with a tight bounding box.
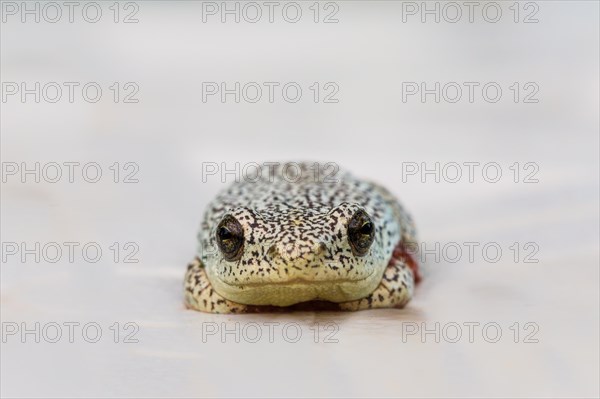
[216,215,244,261]
[347,210,375,257]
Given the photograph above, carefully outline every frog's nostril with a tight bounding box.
[267,245,279,259]
[315,242,327,256]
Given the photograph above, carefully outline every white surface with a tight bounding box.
[1,1,599,397]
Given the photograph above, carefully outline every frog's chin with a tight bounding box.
[207,270,383,307]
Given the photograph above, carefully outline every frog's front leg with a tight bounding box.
[338,246,416,311]
[184,258,248,314]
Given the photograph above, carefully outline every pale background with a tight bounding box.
[1,1,599,397]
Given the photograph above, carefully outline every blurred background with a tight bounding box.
[1,1,599,397]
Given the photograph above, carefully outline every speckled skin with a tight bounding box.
[184,163,420,313]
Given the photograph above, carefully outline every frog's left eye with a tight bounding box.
[347,210,375,257]
[216,215,244,261]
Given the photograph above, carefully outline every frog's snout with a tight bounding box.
[267,241,328,263]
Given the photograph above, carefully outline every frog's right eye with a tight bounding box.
[216,215,244,261]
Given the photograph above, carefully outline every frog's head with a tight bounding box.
[199,202,397,307]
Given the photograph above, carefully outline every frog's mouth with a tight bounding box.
[208,269,382,307]
[222,273,375,287]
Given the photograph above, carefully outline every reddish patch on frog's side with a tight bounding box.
[392,240,421,284]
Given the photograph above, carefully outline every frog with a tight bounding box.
[184,162,421,313]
